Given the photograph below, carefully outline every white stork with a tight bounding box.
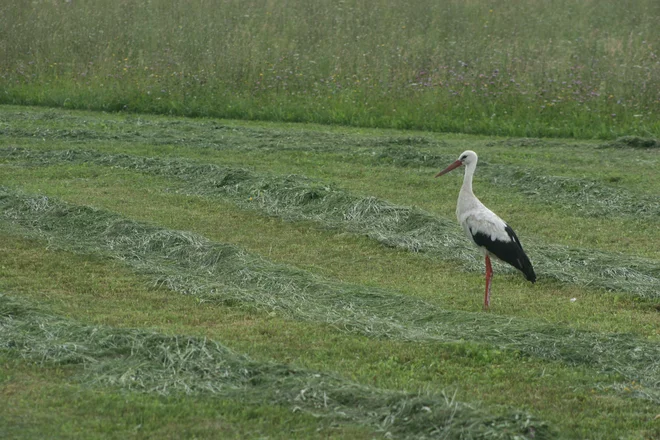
[435,150,536,309]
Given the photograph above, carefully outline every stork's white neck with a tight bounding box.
[461,161,477,195]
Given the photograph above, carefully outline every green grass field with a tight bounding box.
[1,0,659,138]
[1,106,659,439]
[1,2,659,437]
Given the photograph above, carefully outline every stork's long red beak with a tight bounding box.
[435,160,463,177]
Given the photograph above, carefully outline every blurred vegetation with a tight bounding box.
[1,0,659,138]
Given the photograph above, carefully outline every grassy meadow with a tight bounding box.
[1,106,659,439]
[1,0,660,138]
[1,1,660,438]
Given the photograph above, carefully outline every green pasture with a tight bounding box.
[1,106,659,439]
[1,0,659,138]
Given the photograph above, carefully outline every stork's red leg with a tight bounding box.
[484,255,493,310]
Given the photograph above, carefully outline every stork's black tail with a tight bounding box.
[504,225,536,283]
[518,252,536,283]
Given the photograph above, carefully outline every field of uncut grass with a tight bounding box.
[1,106,659,439]
[1,0,659,138]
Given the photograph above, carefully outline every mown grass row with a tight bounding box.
[2,105,657,187]
[1,293,552,439]
[4,105,657,151]
[5,135,659,219]
[4,229,660,439]
[5,161,658,333]
[1,360,375,440]
[1,108,658,219]
[375,146,660,219]
[2,106,659,437]
[2,187,659,406]
[2,147,657,299]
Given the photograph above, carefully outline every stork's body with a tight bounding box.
[436,151,536,309]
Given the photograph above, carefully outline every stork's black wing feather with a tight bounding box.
[471,225,536,283]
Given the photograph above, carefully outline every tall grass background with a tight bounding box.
[1,0,659,138]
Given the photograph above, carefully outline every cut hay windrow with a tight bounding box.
[1,188,659,404]
[0,110,419,153]
[375,146,660,219]
[2,116,657,220]
[602,136,660,150]
[0,293,551,439]
[2,147,658,299]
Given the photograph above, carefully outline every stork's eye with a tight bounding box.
[460,155,467,160]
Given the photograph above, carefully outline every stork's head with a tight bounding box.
[435,150,478,177]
